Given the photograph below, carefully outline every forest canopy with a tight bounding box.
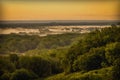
[0,25,120,80]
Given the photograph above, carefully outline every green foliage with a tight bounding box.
[63,26,120,74]
[25,47,68,74]
[37,33,81,49]
[0,72,11,80]
[45,67,112,80]
[0,57,15,75]
[9,54,19,63]
[0,34,40,53]
[10,69,38,80]
[9,54,19,69]
[73,48,104,72]
[111,58,120,80]
[105,42,120,65]
[0,26,120,80]
[19,56,51,77]
[62,40,88,73]
[0,33,81,54]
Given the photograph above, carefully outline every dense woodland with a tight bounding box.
[0,25,120,80]
[0,33,82,54]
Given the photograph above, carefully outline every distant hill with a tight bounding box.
[0,20,119,27]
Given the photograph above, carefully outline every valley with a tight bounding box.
[0,25,110,36]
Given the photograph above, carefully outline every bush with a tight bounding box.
[10,69,38,80]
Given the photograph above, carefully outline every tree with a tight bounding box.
[9,54,19,63]
[0,57,15,76]
[0,72,11,80]
[9,54,19,68]
[19,56,51,77]
[73,52,103,72]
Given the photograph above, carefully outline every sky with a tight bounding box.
[0,0,119,20]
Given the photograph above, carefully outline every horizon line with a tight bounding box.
[0,20,120,21]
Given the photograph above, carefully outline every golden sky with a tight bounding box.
[0,0,119,20]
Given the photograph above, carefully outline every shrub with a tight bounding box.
[10,69,38,80]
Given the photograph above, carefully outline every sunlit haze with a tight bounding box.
[0,0,119,20]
